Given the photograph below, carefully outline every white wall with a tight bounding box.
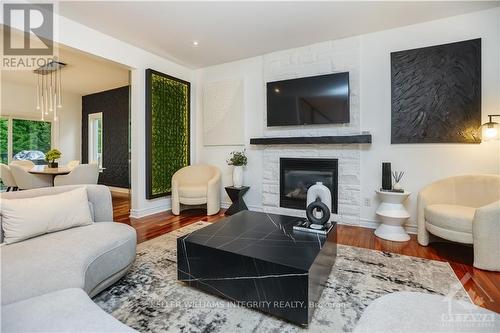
[197,8,500,230]
[359,8,500,228]
[195,57,264,208]
[1,80,82,164]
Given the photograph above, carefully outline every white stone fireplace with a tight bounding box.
[261,146,360,224]
[259,38,362,225]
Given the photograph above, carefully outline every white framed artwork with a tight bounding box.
[203,79,244,146]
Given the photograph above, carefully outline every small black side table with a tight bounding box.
[225,186,250,215]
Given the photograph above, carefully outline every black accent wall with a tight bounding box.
[82,86,130,188]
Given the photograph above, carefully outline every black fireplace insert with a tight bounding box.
[280,158,338,213]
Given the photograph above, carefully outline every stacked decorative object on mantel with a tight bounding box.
[375,162,411,242]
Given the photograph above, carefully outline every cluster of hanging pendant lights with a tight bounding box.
[35,61,65,121]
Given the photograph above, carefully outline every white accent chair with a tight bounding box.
[171,164,221,216]
[0,164,18,191]
[418,174,500,271]
[54,163,99,186]
[10,160,35,170]
[66,160,80,170]
[9,164,52,190]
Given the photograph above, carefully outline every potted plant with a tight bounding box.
[45,149,62,168]
[227,150,247,188]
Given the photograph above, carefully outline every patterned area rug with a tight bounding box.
[94,221,470,332]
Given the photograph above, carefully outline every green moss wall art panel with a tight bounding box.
[145,69,190,199]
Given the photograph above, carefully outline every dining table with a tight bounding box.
[28,165,71,186]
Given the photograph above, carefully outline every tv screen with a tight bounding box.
[266,72,350,126]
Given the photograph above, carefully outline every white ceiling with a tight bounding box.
[2,37,130,96]
[59,1,498,69]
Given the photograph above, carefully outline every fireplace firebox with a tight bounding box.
[280,158,338,213]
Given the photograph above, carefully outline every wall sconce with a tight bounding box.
[481,115,500,141]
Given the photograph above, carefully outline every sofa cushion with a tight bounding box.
[178,184,207,198]
[425,204,475,234]
[1,222,136,305]
[1,288,137,332]
[1,187,93,244]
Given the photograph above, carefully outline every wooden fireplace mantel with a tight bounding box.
[249,134,372,145]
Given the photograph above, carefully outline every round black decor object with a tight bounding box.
[306,198,330,225]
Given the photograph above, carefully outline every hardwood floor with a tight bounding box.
[112,195,500,313]
[112,195,225,243]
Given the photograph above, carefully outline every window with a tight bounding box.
[0,117,52,164]
[12,119,51,163]
[88,112,103,168]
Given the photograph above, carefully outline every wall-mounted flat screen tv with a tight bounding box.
[266,72,350,126]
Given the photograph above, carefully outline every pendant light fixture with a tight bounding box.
[34,60,66,121]
[480,115,500,141]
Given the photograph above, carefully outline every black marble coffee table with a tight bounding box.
[177,210,337,326]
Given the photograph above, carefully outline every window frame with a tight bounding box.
[1,115,53,163]
[88,112,103,169]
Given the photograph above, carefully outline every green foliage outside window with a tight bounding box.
[146,69,190,198]
[12,119,51,156]
[0,119,7,164]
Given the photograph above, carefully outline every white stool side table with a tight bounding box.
[375,190,411,242]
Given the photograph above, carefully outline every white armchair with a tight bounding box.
[417,174,500,271]
[9,165,52,190]
[54,164,99,186]
[171,164,221,216]
[0,164,17,191]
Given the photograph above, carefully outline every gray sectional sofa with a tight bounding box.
[1,185,137,332]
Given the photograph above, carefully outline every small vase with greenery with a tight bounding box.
[45,149,62,168]
[227,150,247,188]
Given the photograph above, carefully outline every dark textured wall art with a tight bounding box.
[145,69,190,199]
[82,86,130,188]
[391,39,481,144]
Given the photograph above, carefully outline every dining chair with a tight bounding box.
[9,164,52,190]
[66,160,80,170]
[54,163,99,186]
[0,164,18,191]
[10,160,35,170]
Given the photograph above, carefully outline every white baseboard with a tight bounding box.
[130,203,171,219]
